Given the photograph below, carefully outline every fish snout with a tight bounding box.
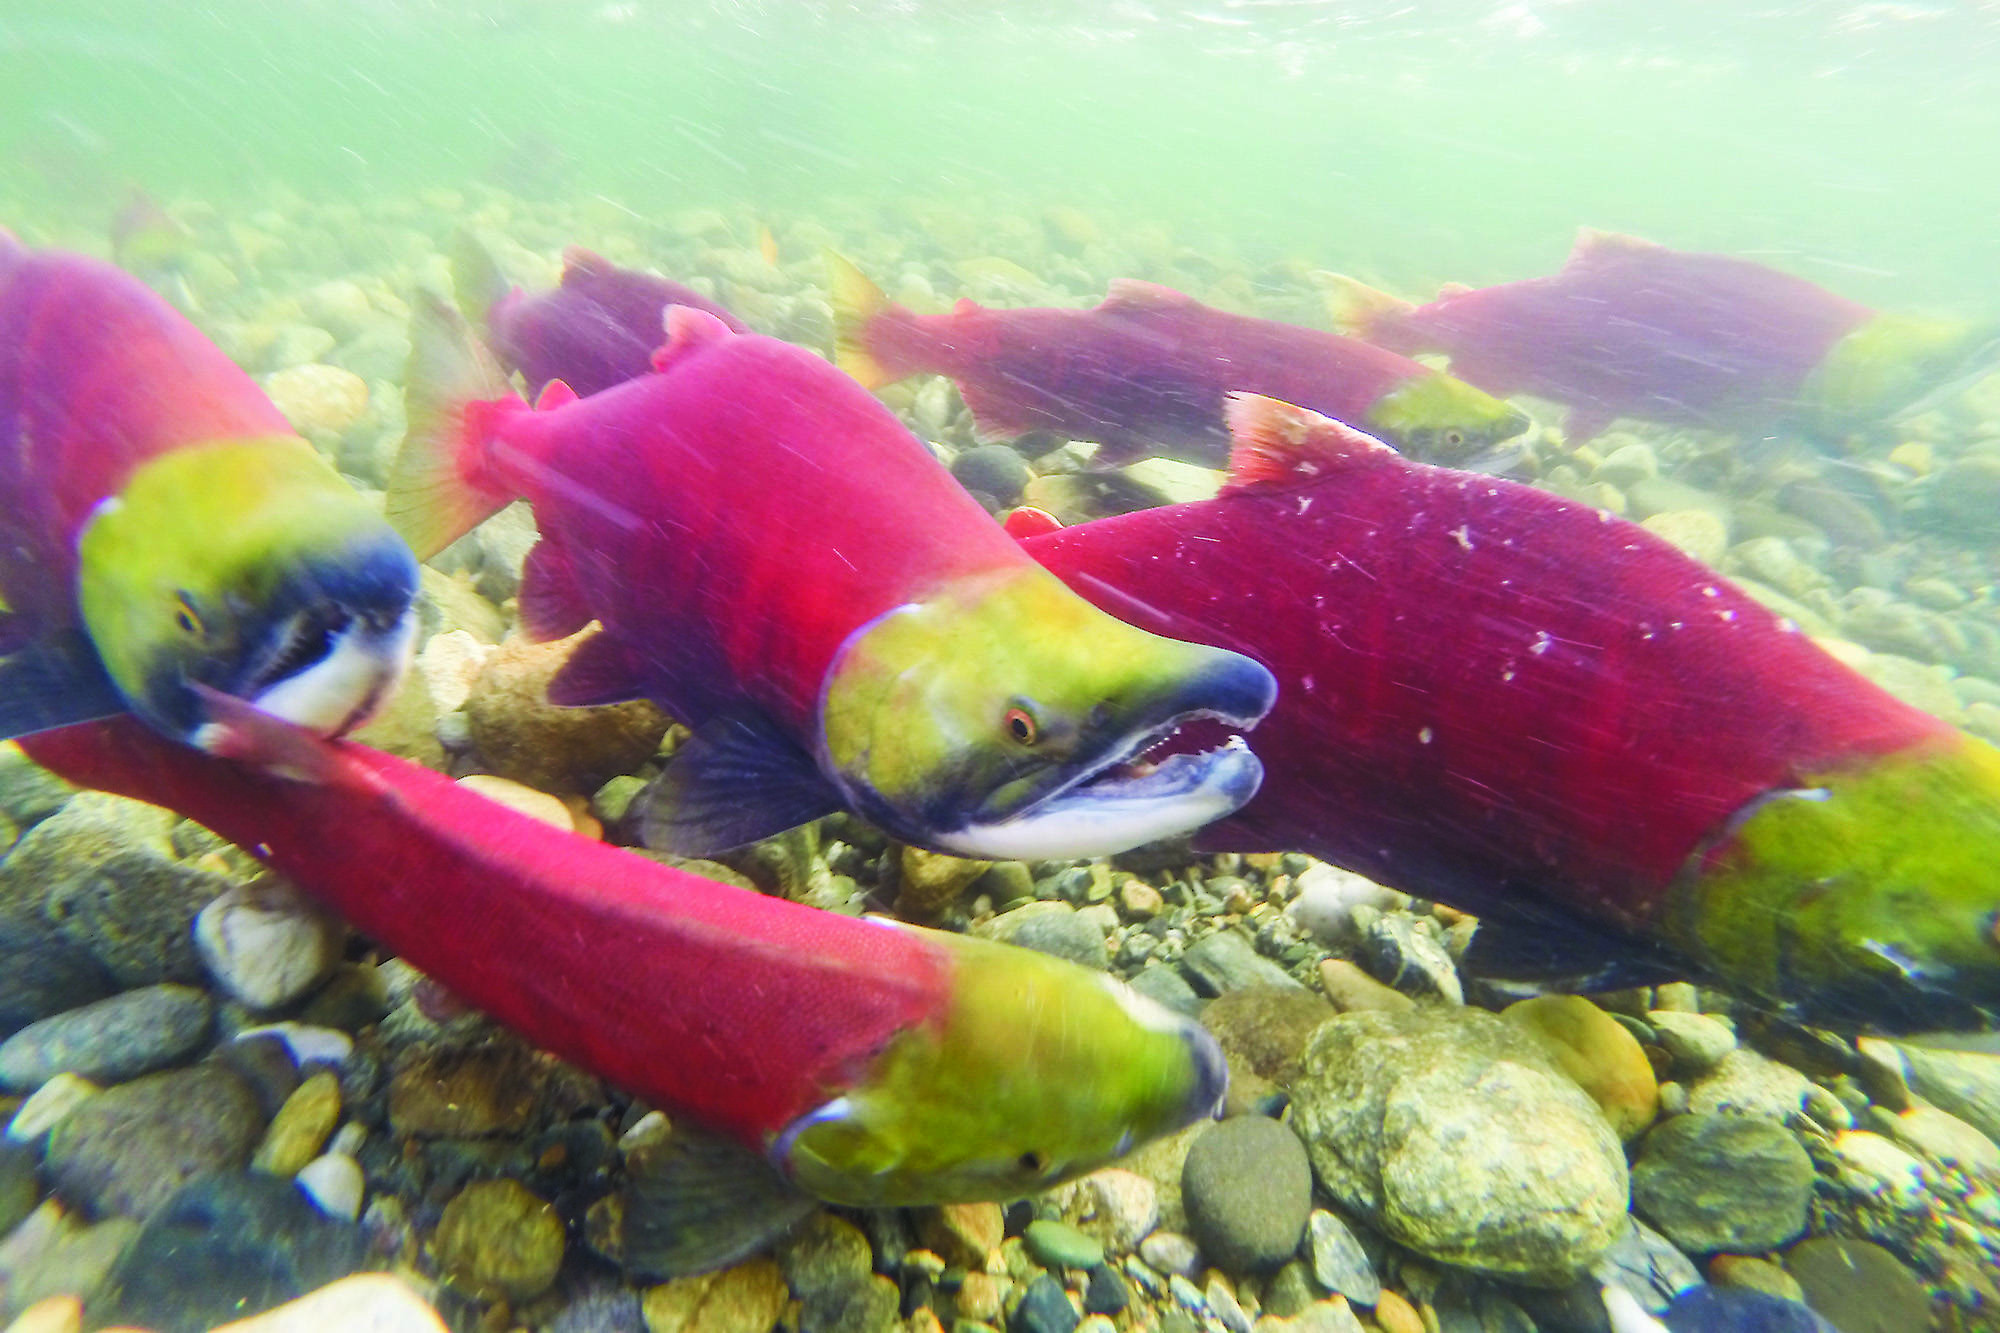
[1183,1021,1230,1123]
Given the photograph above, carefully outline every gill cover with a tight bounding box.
[773,927,1226,1205]
[1664,733,2000,1033]
[818,565,1274,860]
[77,438,419,748]
[1804,312,2000,433]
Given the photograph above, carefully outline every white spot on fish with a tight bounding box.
[1529,631,1552,656]
[1701,585,1720,598]
[1719,609,1736,622]
[1418,726,1434,744]
[1302,674,1315,693]
[1296,495,1313,515]
[1451,525,1472,550]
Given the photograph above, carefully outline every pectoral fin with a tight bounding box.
[639,709,844,856]
[0,630,128,741]
[619,1128,818,1278]
[1458,888,1693,992]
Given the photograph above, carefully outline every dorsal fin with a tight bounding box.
[560,246,613,284]
[1568,228,1664,267]
[952,297,980,317]
[1101,279,1194,312]
[1222,393,1398,492]
[1437,280,1475,297]
[650,305,736,374]
[533,379,580,412]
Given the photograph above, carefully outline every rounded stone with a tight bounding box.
[971,902,1107,969]
[1641,509,1729,567]
[252,1070,342,1177]
[295,1151,364,1221]
[1784,1238,1929,1333]
[263,363,368,441]
[1201,985,1335,1090]
[1306,1209,1380,1307]
[1025,1219,1105,1270]
[1012,1272,1081,1333]
[0,984,213,1091]
[951,444,1033,505]
[464,632,672,794]
[1289,1007,1628,1284]
[0,916,115,1039]
[1631,1114,1814,1254]
[195,878,344,1011]
[1646,1011,1737,1075]
[1181,1115,1311,1274]
[45,1063,265,1219]
[432,1177,566,1301]
[1503,995,1659,1142]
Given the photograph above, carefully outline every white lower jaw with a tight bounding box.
[933,739,1264,862]
[194,609,418,748]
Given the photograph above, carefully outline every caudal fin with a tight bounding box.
[387,291,523,560]
[1311,270,1417,343]
[448,229,511,339]
[825,250,912,389]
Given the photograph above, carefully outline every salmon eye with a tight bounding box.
[1005,707,1038,745]
[1018,1150,1049,1174]
[173,591,203,636]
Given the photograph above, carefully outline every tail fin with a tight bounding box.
[387,291,523,560]
[449,229,511,338]
[824,250,906,389]
[1311,270,1416,342]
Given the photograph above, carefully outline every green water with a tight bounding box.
[7,0,2000,305]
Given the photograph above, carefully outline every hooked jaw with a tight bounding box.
[931,648,1277,862]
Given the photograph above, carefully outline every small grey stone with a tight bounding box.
[975,902,1107,969]
[0,984,213,1090]
[1182,1116,1311,1274]
[1646,1011,1736,1074]
[5,1072,99,1141]
[1084,1264,1128,1316]
[1687,1047,1810,1120]
[952,445,1032,506]
[1631,1114,1813,1254]
[1179,929,1302,997]
[1206,1277,1253,1333]
[1890,1041,2000,1144]
[1307,1210,1380,1307]
[45,1063,265,1218]
[0,914,116,1039]
[0,1138,39,1236]
[1138,1230,1200,1276]
[1012,1273,1080,1333]
[1128,964,1203,1018]
[195,877,344,1011]
[1356,911,1462,1004]
[296,1151,364,1221]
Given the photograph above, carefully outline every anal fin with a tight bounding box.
[638,710,843,856]
[518,539,594,643]
[547,628,652,707]
[0,630,128,742]
[1457,887,1695,993]
[620,1128,818,1279]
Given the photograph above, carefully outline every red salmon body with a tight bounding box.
[21,719,950,1144]
[477,316,1031,734]
[1022,402,1945,929]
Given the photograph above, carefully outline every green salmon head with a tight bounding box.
[818,565,1275,861]
[1364,371,1531,464]
[773,926,1226,1206]
[1804,312,2000,435]
[77,438,420,753]
[1664,734,2000,1034]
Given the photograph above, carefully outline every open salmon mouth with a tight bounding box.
[937,658,1276,863]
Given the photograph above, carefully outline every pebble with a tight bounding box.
[0,1296,82,1333]
[1588,1216,1701,1311]
[1025,1219,1104,1270]
[1315,960,1414,1014]
[5,1074,100,1141]
[1181,1115,1311,1274]
[1055,1168,1157,1253]
[251,1069,341,1176]
[263,363,368,440]
[1293,1298,1368,1333]
[92,1170,367,1329]
[1129,964,1203,1017]
[205,1273,447,1332]
[433,1177,565,1301]
[1179,929,1301,996]
[952,445,1033,505]
[639,1256,788,1333]
[1285,865,1399,945]
[3,1213,139,1316]
[0,917,114,1039]
[919,1201,1005,1267]
[0,1139,38,1238]
[1207,1277,1253,1333]
[895,846,991,918]
[1290,1007,1628,1284]
[386,1042,553,1137]
[1887,1041,2000,1143]
[1644,1011,1736,1075]
[1139,1231,1201,1277]
[0,984,212,1092]
[465,632,671,793]
[44,1063,265,1218]
[1630,1115,1813,1253]
[236,1022,352,1070]
[1502,995,1659,1141]
[1640,510,1729,567]
[971,902,1107,969]
[1686,1047,1810,1120]
[782,1213,891,1333]
[1084,1265,1129,1316]
[1827,1130,1927,1207]
[1013,1273,1081,1333]
[455,774,578,830]
[1371,1290,1424,1333]
[295,1151,364,1220]
[1881,1101,2000,1172]
[1783,1238,1929,1333]
[1201,985,1335,1091]
[1708,1255,1804,1304]
[1305,1210,1379,1307]
[1355,913,1462,1004]
[195,878,344,1010]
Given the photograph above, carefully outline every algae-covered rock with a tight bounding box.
[1288,1007,1628,1285]
[465,631,672,794]
[1502,995,1659,1141]
[1630,1114,1813,1253]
